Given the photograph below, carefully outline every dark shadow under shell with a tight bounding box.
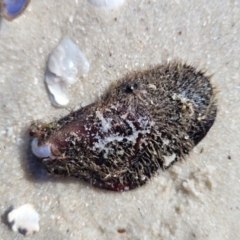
[30,63,217,191]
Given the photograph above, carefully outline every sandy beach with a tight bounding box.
[0,0,240,239]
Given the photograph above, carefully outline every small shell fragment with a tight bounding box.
[88,0,125,9]
[31,137,52,158]
[46,37,90,107]
[0,0,30,21]
[7,204,40,236]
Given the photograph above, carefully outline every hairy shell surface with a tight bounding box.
[30,63,217,191]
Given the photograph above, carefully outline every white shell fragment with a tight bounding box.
[88,0,125,9]
[31,137,52,158]
[46,37,90,107]
[7,204,40,236]
[163,153,176,167]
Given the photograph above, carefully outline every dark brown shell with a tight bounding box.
[30,63,217,191]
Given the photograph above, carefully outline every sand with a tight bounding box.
[0,0,240,239]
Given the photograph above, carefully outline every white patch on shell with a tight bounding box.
[163,153,176,167]
[92,114,155,158]
[88,0,125,9]
[148,84,157,90]
[65,131,82,145]
[7,204,40,236]
[96,111,112,133]
[31,138,52,158]
[46,36,90,107]
[162,138,170,145]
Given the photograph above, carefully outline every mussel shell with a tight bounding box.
[0,0,30,21]
[30,63,217,191]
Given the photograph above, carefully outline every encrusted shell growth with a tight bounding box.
[30,63,217,191]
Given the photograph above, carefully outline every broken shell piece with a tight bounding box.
[88,0,125,9]
[163,153,176,168]
[46,37,90,107]
[31,137,52,158]
[45,71,70,106]
[7,204,40,236]
[0,0,30,21]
